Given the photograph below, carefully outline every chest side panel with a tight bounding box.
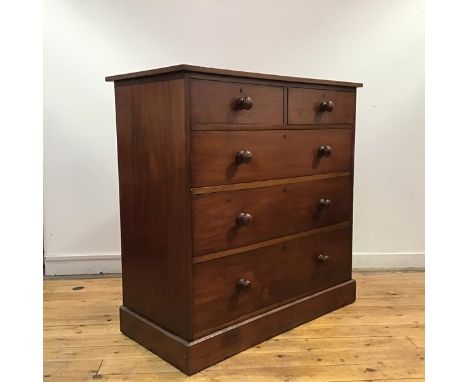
[115,76,192,339]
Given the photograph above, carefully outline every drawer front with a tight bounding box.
[288,87,355,125]
[193,227,352,334]
[193,176,352,256]
[191,79,284,125]
[191,129,353,187]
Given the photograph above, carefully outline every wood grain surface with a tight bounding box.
[44,271,424,381]
[191,79,284,125]
[193,227,352,334]
[114,76,192,339]
[105,64,363,88]
[191,129,354,187]
[192,175,352,255]
[288,87,356,125]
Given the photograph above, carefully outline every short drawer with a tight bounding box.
[288,87,355,125]
[193,175,352,256]
[191,79,283,126]
[193,226,352,335]
[191,129,353,187]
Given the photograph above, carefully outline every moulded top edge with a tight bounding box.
[105,64,363,88]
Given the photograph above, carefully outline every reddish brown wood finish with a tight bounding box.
[191,129,354,187]
[288,87,356,125]
[108,65,361,375]
[192,175,352,255]
[191,79,283,125]
[105,64,363,88]
[193,227,351,334]
[114,76,192,339]
[120,279,356,375]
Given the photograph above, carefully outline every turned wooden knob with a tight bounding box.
[234,96,254,110]
[236,212,253,226]
[235,150,253,164]
[237,278,251,291]
[319,100,334,112]
[318,198,332,209]
[316,254,330,265]
[317,145,333,157]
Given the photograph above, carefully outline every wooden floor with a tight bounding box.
[44,272,424,381]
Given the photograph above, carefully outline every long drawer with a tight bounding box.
[192,175,352,256]
[193,226,352,335]
[191,129,354,187]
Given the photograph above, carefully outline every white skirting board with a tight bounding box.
[352,252,425,269]
[44,254,122,276]
[44,252,425,275]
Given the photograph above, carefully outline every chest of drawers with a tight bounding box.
[106,65,362,374]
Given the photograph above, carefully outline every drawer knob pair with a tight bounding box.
[236,150,253,164]
[318,198,332,209]
[236,212,253,226]
[234,96,254,110]
[316,254,330,264]
[317,145,333,157]
[319,100,334,112]
[237,278,252,291]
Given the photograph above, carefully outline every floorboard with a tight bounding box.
[43,271,425,381]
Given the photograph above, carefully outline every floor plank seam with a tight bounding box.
[43,272,425,380]
[406,335,419,348]
[94,359,103,378]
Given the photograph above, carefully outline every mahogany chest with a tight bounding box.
[106,65,362,374]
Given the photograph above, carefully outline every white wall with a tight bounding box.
[44,0,424,274]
